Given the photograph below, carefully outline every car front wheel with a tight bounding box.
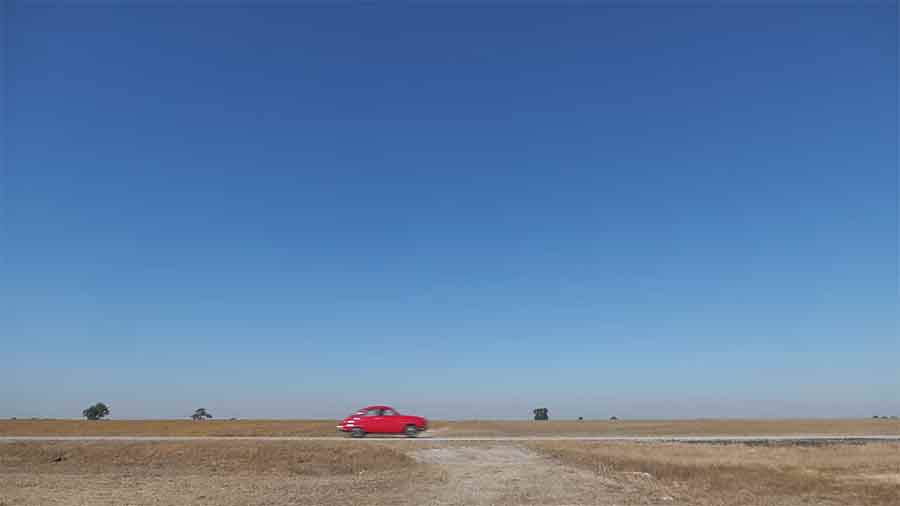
[351,427,366,438]
[404,425,418,438]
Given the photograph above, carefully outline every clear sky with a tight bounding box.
[2,2,898,420]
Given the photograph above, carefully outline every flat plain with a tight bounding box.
[2,419,899,506]
[2,417,898,437]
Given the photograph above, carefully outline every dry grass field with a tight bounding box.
[2,417,897,437]
[530,441,900,506]
[2,439,899,505]
[2,418,897,505]
[0,419,338,437]
[0,440,437,506]
[431,418,900,437]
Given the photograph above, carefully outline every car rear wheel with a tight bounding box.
[351,427,366,438]
[404,425,418,438]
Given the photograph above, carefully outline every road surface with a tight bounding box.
[2,435,899,443]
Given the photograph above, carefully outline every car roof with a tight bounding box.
[360,405,393,411]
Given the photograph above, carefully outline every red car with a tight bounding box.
[337,405,428,438]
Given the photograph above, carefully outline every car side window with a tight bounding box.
[364,409,380,417]
[382,409,396,416]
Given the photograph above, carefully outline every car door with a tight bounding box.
[380,408,403,433]
[358,408,383,432]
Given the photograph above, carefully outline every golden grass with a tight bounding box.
[2,418,897,437]
[0,440,416,476]
[0,441,441,506]
[0,419,337,437]
[530,441,900,506]
[432,418,900,436]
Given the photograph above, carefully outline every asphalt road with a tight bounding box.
[2,435,899,443]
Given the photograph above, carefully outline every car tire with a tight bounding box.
[351,427,366,438]
[404,425,418,438]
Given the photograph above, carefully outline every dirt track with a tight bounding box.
[409,446,661,505]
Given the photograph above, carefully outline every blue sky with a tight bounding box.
[2,2,898,419]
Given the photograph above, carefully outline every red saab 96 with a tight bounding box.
[337,405,428,437]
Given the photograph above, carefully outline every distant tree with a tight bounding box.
[82,402,110,420]
[610,416,619,421]
[533,408,549,421]
[192,408,213,421]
